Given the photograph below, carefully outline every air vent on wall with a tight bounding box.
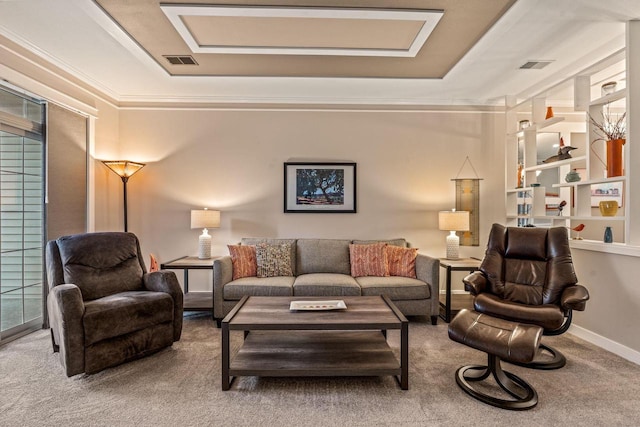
[164,55,198,65]
[520,60,553,70]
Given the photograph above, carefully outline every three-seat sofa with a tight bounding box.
[213,238,439,326]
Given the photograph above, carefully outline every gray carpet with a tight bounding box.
[2,313,640,427]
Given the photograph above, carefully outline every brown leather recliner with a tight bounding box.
[463,223,589,369]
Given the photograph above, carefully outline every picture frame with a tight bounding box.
[591,181,623,207]
[284,162,356,213]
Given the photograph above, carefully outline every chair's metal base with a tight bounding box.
[455,354,538,411]
[509,343,566,370]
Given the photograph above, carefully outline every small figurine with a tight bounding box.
[543,137,577,163]
[557,200,567,216]
[516,163,524,188]
[571,223,585,240]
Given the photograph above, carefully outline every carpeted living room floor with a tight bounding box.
[2,312,640,427]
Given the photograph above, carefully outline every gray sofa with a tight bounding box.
[213,238,439,326]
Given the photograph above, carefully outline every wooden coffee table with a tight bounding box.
[221,295,408,390]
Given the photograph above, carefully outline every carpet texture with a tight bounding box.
[1,313,640,426]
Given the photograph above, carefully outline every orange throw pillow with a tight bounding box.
[349,243,389,277]
[387,246,418,278]
[228,245,257,280]
[149,254,160,272]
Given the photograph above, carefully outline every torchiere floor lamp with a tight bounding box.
[102,160,145,232]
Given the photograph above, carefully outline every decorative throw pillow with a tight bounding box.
[387,246,418,278]
[255,242,294,278]
[149,254,160,272]
[228,245,257,280]
[349,242,389,277]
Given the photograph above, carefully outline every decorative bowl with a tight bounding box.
[599,200,618,216]
[601,81,617,96]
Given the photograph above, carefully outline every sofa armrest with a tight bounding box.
[213,256,234,321]
[463,271,487,296]
[47,284,85,377]
[144,271,184,341]
[561,284,589,312]
[415,253,439,320]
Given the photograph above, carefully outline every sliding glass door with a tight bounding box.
[0,87,45,343]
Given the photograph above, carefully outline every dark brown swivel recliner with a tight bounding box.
[46,232,183,376]
[463,223,589,369]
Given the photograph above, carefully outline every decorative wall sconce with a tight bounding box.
[102,160,146,232]
[452,156,482,246]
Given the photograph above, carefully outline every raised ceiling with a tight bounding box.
[94,0,515,78]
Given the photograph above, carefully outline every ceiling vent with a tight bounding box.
[164,55,198,65]
[519,60,553,70]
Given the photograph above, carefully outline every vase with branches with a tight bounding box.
[589,104,626,177]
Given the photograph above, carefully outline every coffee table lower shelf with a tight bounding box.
[230,331,401,378]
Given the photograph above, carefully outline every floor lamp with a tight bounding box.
[102,160,145,232]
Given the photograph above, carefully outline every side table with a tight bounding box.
[160,256,216,320]
[439,258,481,322]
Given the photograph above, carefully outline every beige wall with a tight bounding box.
[571,249,640,353]
[108,109,504,275]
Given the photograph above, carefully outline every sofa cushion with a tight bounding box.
[83,291,173,346]
[242,238,296,275]
[349,243,389,277]
[228,245,257,280]
[352,238,408,248]
[293,273,361,296]
[255,242,294,278]
[296,239,351,275]
[387,246,418,278]
[223,276,295,300]
[357,276,430,300]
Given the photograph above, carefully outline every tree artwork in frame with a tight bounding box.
[284,162,357,213]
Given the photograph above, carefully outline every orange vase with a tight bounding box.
[545,106,554,119]
[606,139,625,177]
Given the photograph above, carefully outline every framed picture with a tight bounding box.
[591,181,623,207]
[284,162,356,213]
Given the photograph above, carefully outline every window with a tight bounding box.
[0,86,45,343]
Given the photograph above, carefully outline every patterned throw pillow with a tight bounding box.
[255,243,294,278]
[228,245,257,280]
[387,246,418,278]
[349,242,389,277]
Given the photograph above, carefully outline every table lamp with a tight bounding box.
[190,208,220,259]
[438,209,470,259]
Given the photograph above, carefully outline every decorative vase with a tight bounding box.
[599,200,618,216]
[604,226,613,243]
[606,139,625,177]
[565,169,581,182]
[545,106,554,120]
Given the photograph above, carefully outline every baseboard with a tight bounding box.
[569,324,640,366]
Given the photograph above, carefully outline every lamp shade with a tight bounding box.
[102,160,145,178]
[190,209,220,229]
[438,210,470,231]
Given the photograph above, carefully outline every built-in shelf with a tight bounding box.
[570,239,640,257]
[553,176,626,188]
[523,155,587,172]
[589,88,627,107]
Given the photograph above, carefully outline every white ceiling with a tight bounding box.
[1,0,640,107]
